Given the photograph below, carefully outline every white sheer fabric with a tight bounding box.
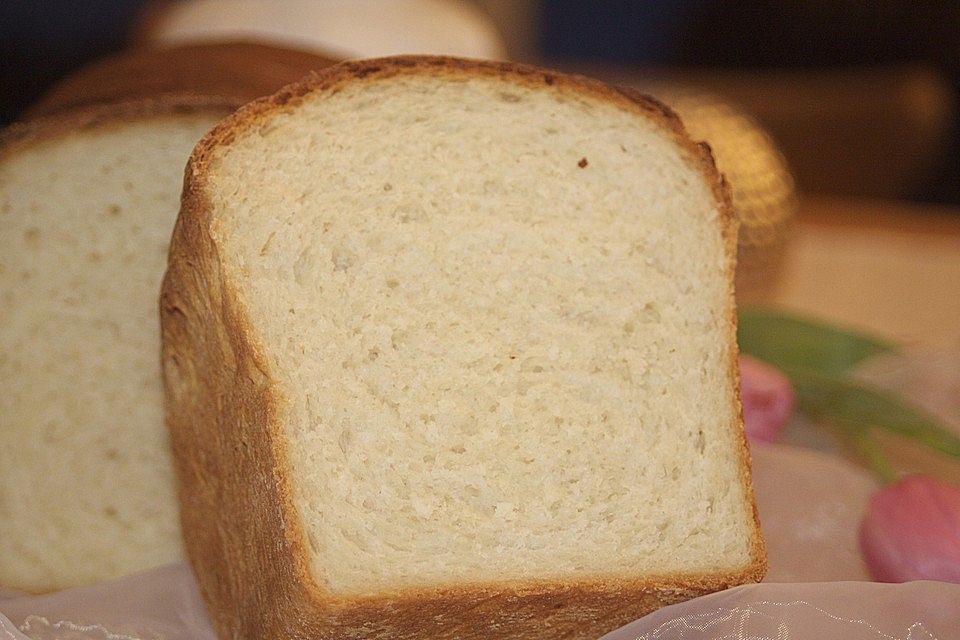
[0,564,212,640]
[603,581,960,640]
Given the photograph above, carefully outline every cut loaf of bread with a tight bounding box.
[0,44,335,593]
[162,56,766,639]
[0,101,230,592]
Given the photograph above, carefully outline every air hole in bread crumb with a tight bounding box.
[386,278,400,289]
[331,247,354,271]
[307,531,320,553]
[258,122,280,137]
[521,357,546,373]
[500,92,521,103]
[696,430,706,454]
[338,430,351,454]
[23,227,40,245]
[640,302,661,323]
[578,157,588,168]
[367,348,380,361]
[104,506,117,517]
[259,231,276,256]
[383,183,393,192]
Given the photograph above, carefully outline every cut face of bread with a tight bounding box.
[163,57,764,639]
[0,107,226,591]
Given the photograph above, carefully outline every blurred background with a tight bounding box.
[4,0,960,203]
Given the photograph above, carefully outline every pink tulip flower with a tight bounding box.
[739,355,796,443]
[860,475,960,583]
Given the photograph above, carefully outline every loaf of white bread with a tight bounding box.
[0,43,334,593]
[161,56,766,639]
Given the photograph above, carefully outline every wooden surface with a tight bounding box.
[756,195,960,346]
[755,195,960,483]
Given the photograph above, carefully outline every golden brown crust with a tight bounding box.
[26,41,338,119]
[162,55,765,640]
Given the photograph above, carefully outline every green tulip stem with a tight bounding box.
[848,428,898,485]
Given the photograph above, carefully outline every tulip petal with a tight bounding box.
[860,475,960,583]
[739,355,796,443]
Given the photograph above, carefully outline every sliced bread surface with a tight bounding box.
[1,43,335,593]
[0,102,230,592]
[162,56,765,639]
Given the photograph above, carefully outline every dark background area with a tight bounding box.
[3,0,960,203]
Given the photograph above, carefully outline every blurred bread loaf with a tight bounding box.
[141,0,506,60]
[28,41,337,118]
[162,56,765,639]
[0,43,333,592]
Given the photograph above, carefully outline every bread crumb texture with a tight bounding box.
[0,113,220,591]
[203,72,752,596]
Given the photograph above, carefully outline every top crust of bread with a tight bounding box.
[26,41,338,119]
[162,55,765,640]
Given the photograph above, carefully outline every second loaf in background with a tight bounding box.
[0,42,335,593]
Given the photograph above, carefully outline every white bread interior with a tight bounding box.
[198,68,758,596]
[0,111,222,591]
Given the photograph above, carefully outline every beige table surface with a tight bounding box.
[757,195,960,346]
[754,195,960,482]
